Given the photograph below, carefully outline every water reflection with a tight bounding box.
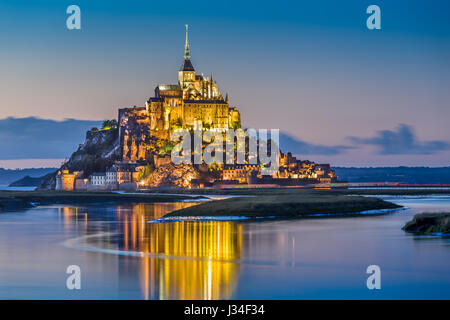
[2,196,450,299]
[60,202,242,300]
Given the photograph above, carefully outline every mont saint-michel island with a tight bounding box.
[43,26,338,193]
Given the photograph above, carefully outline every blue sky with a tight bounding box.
[0,0,449,167]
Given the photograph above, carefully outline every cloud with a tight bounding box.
[348,124,450,155]
[0,117,103,160]
[279,132,352,156]
[6,119,443,162]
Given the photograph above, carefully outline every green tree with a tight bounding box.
[137,164,155,180]
[158,140,175,156]
[101,119,118,130]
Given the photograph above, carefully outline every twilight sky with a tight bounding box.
[0,0,449,168]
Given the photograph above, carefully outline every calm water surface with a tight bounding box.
[0,196,449,299]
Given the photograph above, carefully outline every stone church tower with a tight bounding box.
[178,25,195,89]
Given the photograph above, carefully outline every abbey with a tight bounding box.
[119,25,241,159]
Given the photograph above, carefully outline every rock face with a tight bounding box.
[119,108,152,162]
[403,213,450,234]
[38,128,120,190]
[71,128,121,164]
[145,163,200,188]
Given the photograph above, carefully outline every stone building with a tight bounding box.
[276,151,337,182]
[119,25,241,161]
[75,178,89,191]
[109,162,144,185]
[116,163,135,184]
[89,172,106,189]
[106,166,119,190]
[55,170,81,191]
[222,164,260,183]
[220,151,337,185]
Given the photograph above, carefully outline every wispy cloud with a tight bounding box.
[2,118,447,163]
[348,124,450,155]
[280,132,352,156]
[0,117,103,160]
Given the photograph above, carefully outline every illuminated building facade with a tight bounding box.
[119,25,241,150]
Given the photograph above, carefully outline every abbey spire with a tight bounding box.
[184,24,190,60]
[179,24,196,88]
[180,25,195,73]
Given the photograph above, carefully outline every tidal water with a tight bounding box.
[0,186,36,191]
[0,195,449,299]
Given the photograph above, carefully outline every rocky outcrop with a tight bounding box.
[403,213,450,234]
[70,128,120,164]
[163,192,402,219]
[145,163,200,188]
[38,127,120,190]
[119,108,153,162]
[9,174,52,187]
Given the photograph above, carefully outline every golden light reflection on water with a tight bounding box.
[139,220,242,300]
[60,202,243,300]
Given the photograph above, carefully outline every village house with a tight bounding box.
[105,166,119,190]
[89,172,106,190]
[75,178,89,191]
[222,164,260,183]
